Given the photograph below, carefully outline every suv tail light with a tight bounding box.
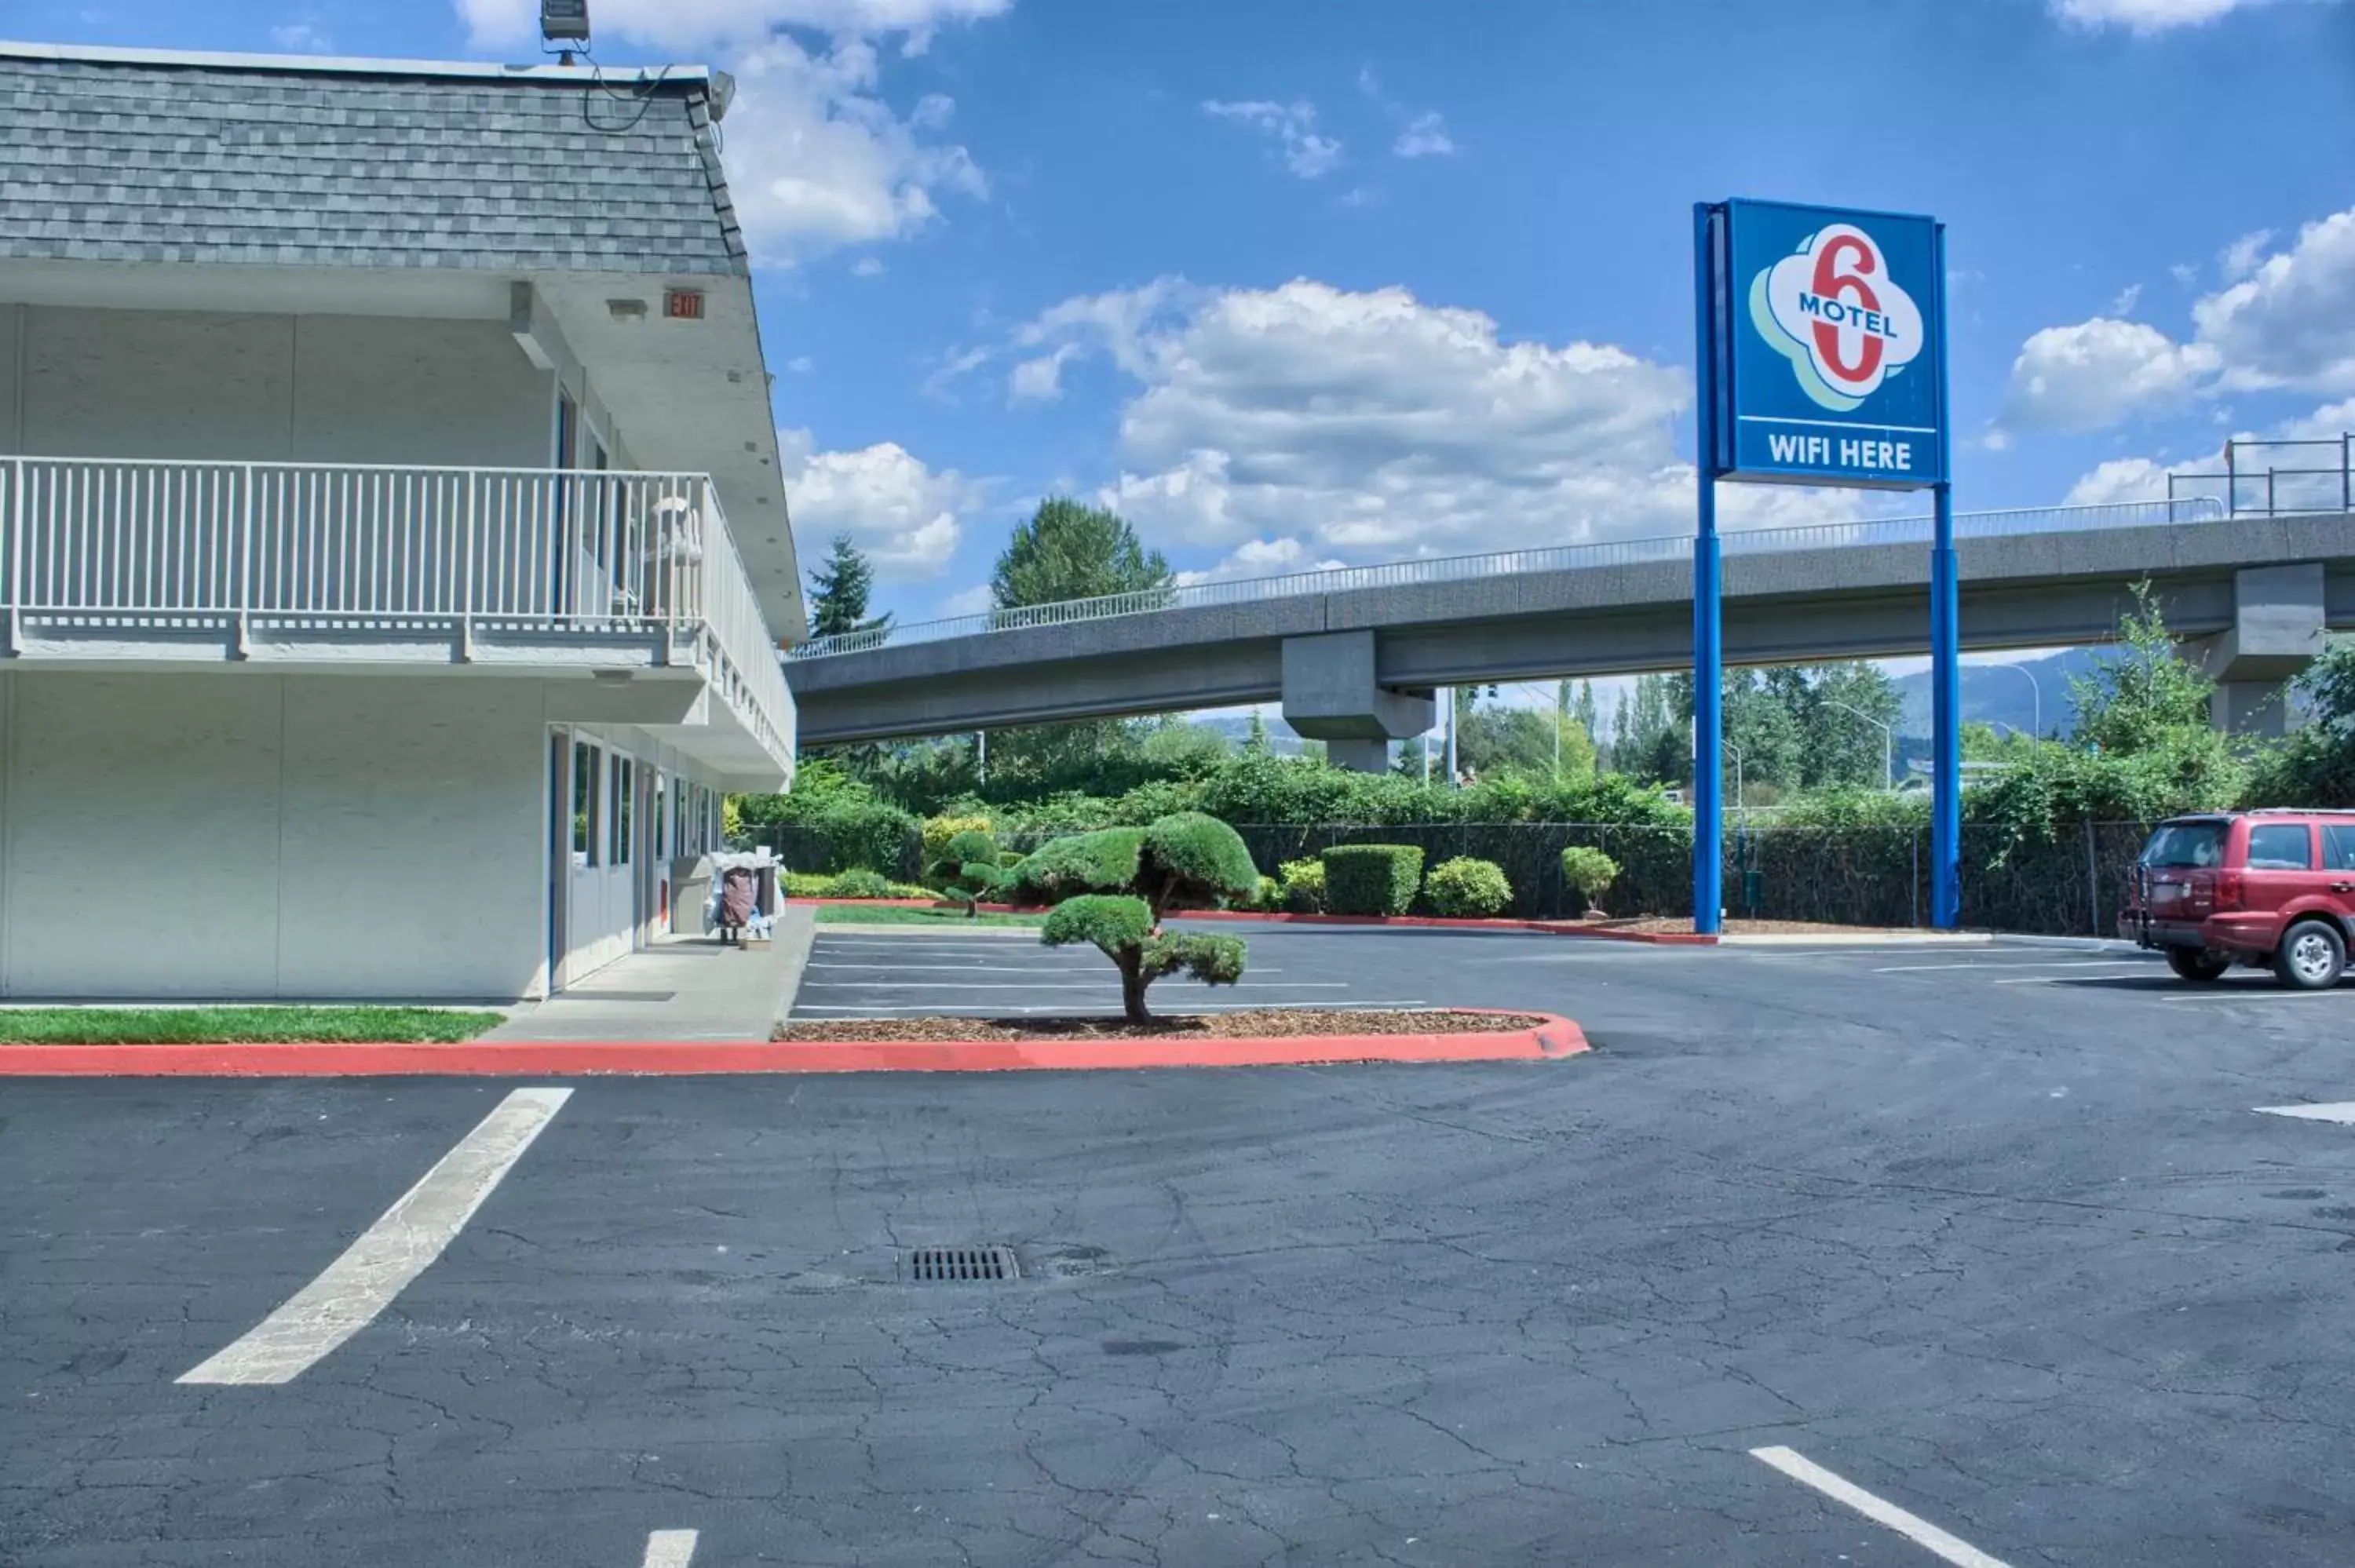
[2214,868,2245,911]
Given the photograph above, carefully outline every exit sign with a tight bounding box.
[663,288,705,321]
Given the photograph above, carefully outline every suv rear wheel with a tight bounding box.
[2272,921,2347,990]
[2167,948,2231,983]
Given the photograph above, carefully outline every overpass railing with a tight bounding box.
[784,497,2225,660]
[2167,434,2353,518]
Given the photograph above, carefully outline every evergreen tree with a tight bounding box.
[1243,710,1272,755]
[983,500,1174,783]
[991,498,1172,610]
[805,534,890,639]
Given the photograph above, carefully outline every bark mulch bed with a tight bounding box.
[775,1008,1545,1043]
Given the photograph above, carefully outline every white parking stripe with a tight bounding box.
[2159,990,2341,1002]
[642,1530,698,1567]
[1873,960,2152,973]
[2255,1101,2355,1124]
[810,951,1291,965]
[790,998,1433,1016]
[797,981,1351,990]
[177,1087,571,1386]
[1751,1446,2014,1568]
[1991,968,2156,984]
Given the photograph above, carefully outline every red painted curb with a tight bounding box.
[0,1012,1586,1078]
[799,896,1715,943]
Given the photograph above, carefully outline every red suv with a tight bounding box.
[2123,811,2355,988]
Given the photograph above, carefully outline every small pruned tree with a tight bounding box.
[1042,895,1247,1023]
[1560,846,1621,917]
[926,826,1004,918]
[1008,813,1260,921]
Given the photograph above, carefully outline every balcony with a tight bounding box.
[0,456,796,780]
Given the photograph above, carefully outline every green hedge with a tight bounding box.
[1321,844,1425,915]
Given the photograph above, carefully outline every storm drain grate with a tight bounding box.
[904,1245,1020,1283]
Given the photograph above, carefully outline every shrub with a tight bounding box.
[1042,895,1247,1023]
[921,813,992,862]
[1321,844,1424,916]
[1008,826,1148,904]
[1276,857,1326,913]
[1251,874,1282,911]
[1136,812,1260,915]
[812,799,918,877]
[926,827,1006,918]
[783,870,834,899]
[1560,847,1621,913]
[828,868,904,901]
[1423,857,1512,918]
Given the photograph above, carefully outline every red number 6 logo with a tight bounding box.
[1809,234,1882,386]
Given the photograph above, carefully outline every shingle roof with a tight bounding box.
[0,46,747,275]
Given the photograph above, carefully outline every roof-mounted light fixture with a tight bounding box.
[542,0,590,64]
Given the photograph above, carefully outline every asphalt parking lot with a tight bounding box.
[792,922,1446,1019]
[6,928,2355,1566]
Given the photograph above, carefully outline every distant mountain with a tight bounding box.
[1190,711,1316,757]
[1893,647,2098,739]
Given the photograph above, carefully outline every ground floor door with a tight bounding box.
[560,734,639,984]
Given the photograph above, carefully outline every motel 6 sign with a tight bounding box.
[1700,199,1948,490]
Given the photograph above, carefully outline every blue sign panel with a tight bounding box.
[1703,199,1948,490]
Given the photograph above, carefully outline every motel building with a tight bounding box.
[0,41,803,1001]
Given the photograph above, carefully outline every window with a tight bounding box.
[610,757,632,866]
[653,776,668,862]
[2247,823,2313,871]
[2141,822,2223,868]
[574,742,600,867]
[2324,824,2355,872]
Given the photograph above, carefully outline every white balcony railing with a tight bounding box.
[0,456,796,772]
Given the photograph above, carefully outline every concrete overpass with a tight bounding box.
[785,502,2355,763]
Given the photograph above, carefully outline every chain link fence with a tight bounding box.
[746,815,2160,938]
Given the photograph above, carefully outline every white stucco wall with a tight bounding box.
[2,307,553,467]
[0,670,548,1000]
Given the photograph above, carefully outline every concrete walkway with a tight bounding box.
[480,906,814,1043]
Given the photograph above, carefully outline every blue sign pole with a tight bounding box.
[1691,203,1724,935]
[1929,225,1961,928]
[1696,196,1953,930]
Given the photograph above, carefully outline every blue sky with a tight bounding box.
[18,0,2355,640]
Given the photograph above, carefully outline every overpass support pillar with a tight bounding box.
[2187,563,2327,738]
[1281,630,1434,773]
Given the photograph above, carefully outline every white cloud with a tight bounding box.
[2109,282,2142,315]
[717,35,987,262]
[778,428,981,579]
[1201,100,1343,178]
[852,256,887,277]
[938,583,995,617]
[2170,261,2200,286]
[785,355,815,373]
[2193,210,2355,392]
[1994,318,2218,434]
[980,275,1886,567]
[2220,228,2276,281]
[2049,0,2321,32]
[270,21,332,51]
[1172,536,1320,587]
[450,1,1000,266]
[1392,111,1455,159]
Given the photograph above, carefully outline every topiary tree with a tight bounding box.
[1042,895,1247,1023]
[1008,814,1259,920]
[1424,856,1512,917]
[926,826,1006,918]
[1008,826,1148,905]
[1560,846,1621,917]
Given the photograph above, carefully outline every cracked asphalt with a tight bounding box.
[5,929,2355,1565]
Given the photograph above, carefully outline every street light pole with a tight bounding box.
[1824,698,1896,791]
[1980,662,2043,737]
